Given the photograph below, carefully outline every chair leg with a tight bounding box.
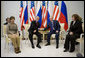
[79,41,82,53]
[50,37,52,43]
[4,40,6,49]
[61,37,64,44]
[25,38,28,44]
[7,43,10,53]
[61,37,63,44]
[20,40,23,50]
[27,38,30,47]
[25,40,27,44]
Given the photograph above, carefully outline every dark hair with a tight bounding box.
[10,16,15,20]
[6,17,10,21]
[72,14,82,21]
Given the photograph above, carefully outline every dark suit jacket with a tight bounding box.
[44,20,60,32]
[69,20,83,35]
[28,21,40,33]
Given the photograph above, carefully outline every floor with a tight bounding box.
[1,37,78,57]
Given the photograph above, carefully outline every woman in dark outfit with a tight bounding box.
[64,14,83,52]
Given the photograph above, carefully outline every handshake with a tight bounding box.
[33,28,44,33]
[38,28,44,31]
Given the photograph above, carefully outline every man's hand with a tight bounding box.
[39,28,44,31]
[56,30,58,33]
[69,32,73,35]
[34,30,36,33]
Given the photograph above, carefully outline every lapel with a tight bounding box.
[72,21,77,26]
[50,21,52,28]
[53,20,55,27]
[36,21,39,27]
[51,20,55,28]
[74,21,77,26]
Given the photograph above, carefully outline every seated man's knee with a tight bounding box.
[55,33,59,37]
[48,32,52,36]
[66,34,70,38]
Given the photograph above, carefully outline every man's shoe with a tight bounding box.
[32,45,35,49]
[14,48,19,54]
[45,43,50,46]
[36,45,41,49]
[63,49,69,52]
[69,50,75,53]
[18,47,21,53]
[56,46,59,49]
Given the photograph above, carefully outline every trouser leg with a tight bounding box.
[47,31,53,43]
[35,32,41,45]
[55,33,59,47]
[64,34,70,50]
[16,35,20,48]
[29,32,34,46]
[70,35,76,51]
[8,34,18,48]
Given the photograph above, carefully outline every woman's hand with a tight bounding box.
[12,34,19,38]
[34,30,36,33]
[69,32,73,35]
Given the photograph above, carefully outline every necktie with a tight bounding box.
[52,21,54,30]
[36,22,38,26]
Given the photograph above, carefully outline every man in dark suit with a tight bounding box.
[44,17,60,48]
[28,16,41,49]
[64,14,83,52]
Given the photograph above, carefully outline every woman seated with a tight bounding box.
[7,16,21,54]
[64,14,83,52]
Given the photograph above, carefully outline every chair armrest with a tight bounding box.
[4,34,11,43]
[3,34,8,38]
[76,33,84,42]
[80,33,84,39]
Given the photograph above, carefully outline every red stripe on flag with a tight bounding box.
[30,11,35,21]
[26,19,28,24]
[32,8,35,16]
[53,6,57,17]
[30,17,32,22]
[21,16,24,31]
[19,8,23,22]
[54,7,59,20]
